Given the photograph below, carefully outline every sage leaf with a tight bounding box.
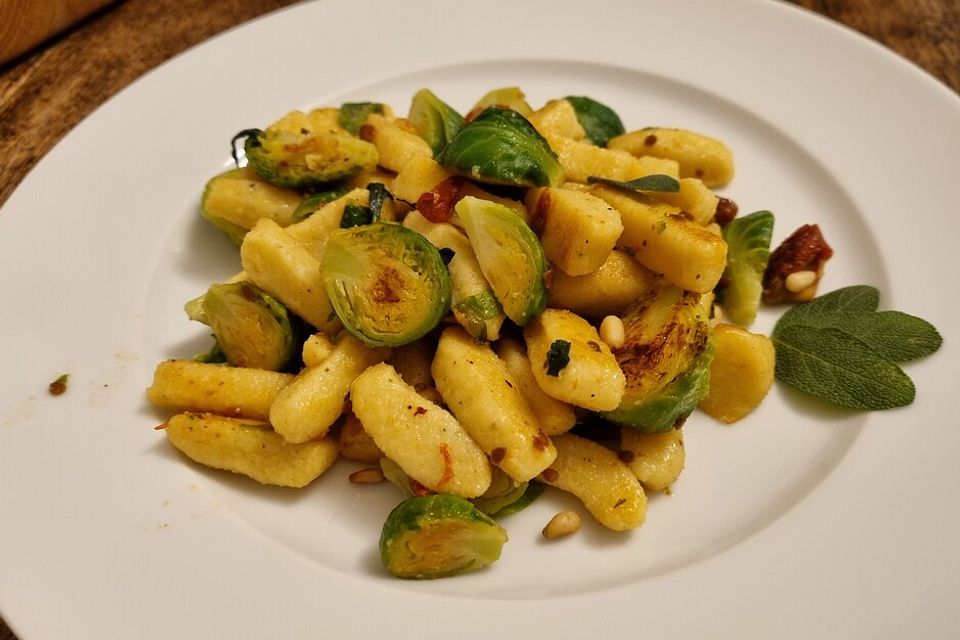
[780,285,879,322]
[772,324,915,410]
[586,174,680,193]
[778,309,942,363]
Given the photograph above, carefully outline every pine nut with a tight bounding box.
[599,315,625,349]
[349,467,385,484]
[542,510,582,539]
[785,270,817,293]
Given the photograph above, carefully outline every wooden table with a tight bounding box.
[0,0,957,637]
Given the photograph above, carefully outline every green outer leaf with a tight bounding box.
[718,210,774,325]
[564,96,626,146]
[290,187,350,223]
[437,107,563,188]
[454,290,504,340]
[338,102,385,135]
[408,89,465,156]
[772,324,915,410]
[487,481,546,518]
[586,174,680,193]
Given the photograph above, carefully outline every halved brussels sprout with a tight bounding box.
[717,210,774,325]
[455,196,548,326]
[235,113,378,189]
[564,96,625,146]
[603,285,712,432]
[437,107,564,188]
[609,336,714,432]
[470,86,533,117]
[199,281,300,371]
[408,89,465,156]
[321,223,452,347]
[379,494,508,579]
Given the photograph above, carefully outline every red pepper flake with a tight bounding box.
[643,134,657,146]
[48,374,69,396]
[617,450,635,464]
[413,406,427,416]
[409,478,432,497]
[416,176,466,222]
[437,443,455,487]
[613,498,627,509]
[490,447,507,464]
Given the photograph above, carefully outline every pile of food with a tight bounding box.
[147,87,826,579]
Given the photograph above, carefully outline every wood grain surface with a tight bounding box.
[0,0,957,638]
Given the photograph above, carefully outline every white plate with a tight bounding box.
[1,0,958,637]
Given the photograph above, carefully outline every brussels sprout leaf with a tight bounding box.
[339,102,385,135]
[565,96,625,146]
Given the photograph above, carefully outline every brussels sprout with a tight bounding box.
[198,281,300,371]
[408,89,465,156]
[603,285,712,432]
[564,96,626,146]
[455,196,548,326]
[322,223,452,347]
[608,336,714,432]
[338,102,386,135]
[234,116,378,189]
[470,86,533,117]
[379,494,508,579]
[717,210,774,325]
[437,107,564,188]
[290,187,350,223]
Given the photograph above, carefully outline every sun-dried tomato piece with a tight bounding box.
[762,223,833,303]
[416,176,467,222]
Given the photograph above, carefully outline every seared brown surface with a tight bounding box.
[1,0,957,637]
